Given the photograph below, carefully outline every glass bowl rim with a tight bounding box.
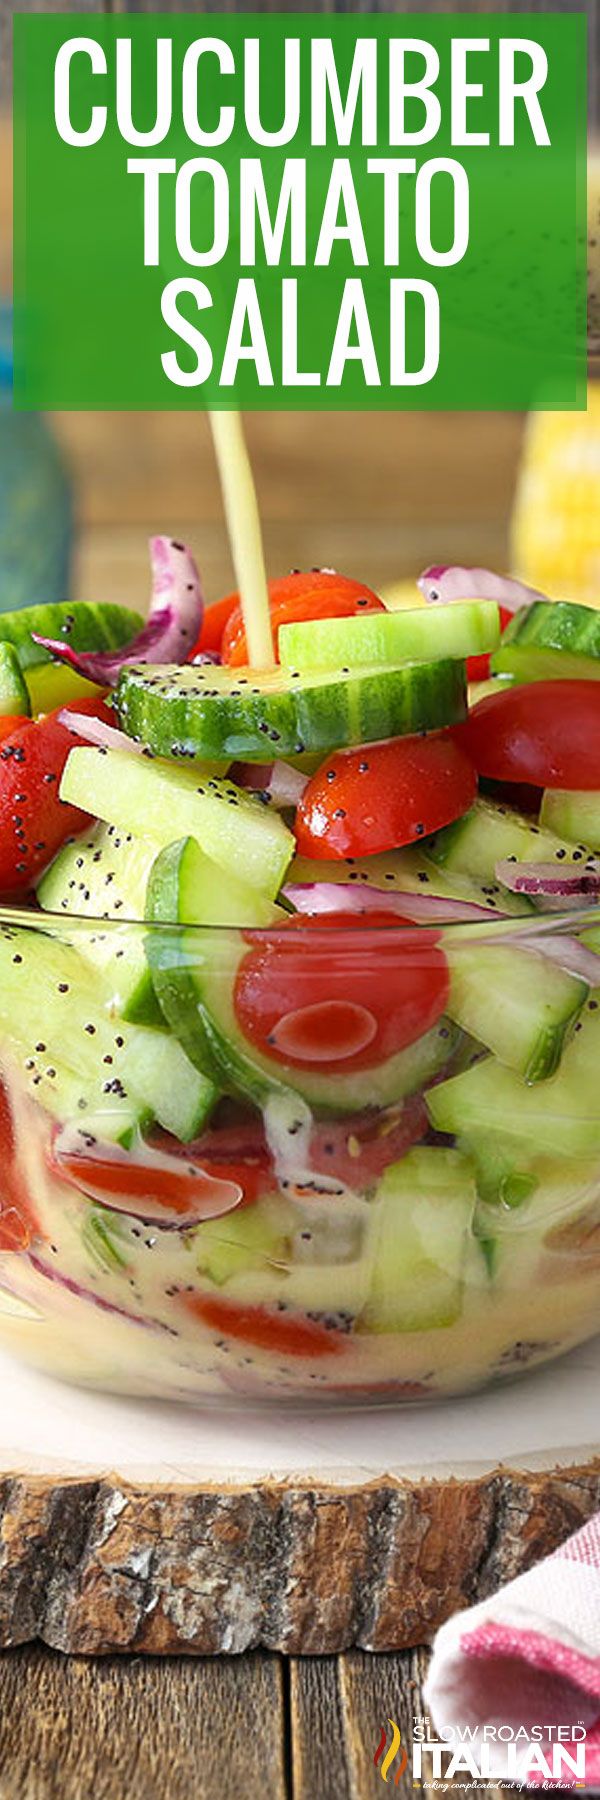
[2,899,600,940]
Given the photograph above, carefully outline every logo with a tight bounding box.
[374,1721,408,1785]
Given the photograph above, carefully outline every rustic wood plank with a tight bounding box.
[0,1645,287,1800]
[0,1461,596,1658]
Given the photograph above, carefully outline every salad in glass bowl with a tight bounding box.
[0,539,598,1406]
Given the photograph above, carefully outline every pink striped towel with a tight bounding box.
[425,1513,600,1786]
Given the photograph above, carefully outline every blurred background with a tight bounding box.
[0,0,597,618]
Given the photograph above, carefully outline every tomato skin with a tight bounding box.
[456,681,600,789]
[191,593,239,659]
[0,716,32,745]
[221,571,383,667]
[0,697,110,892]
[0,1082,39,1250]
[235,911,449,1073]
[294,733,477,861]
[185,1292,346,1358]
[466,605,513,682]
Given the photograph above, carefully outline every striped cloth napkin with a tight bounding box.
[425,1514,600,1786]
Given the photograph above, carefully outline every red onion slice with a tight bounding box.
[514,932,600,986]
[496,858,600,905]
[28,1252,174,1332]
[59,710,146,755]
[231,760,308,807]
[50,1130,242,1228]
[418,565,549,614]
[283,880,507,924]
[32,538,207,687]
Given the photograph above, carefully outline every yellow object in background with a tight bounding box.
[512,393,600,606]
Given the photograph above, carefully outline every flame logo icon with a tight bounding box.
[374,1720,408,1784]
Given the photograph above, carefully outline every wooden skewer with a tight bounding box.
[208,410,275,668]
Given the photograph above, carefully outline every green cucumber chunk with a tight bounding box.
[0,643,31,717]
[428,991,600,1158]
[540,790,600,854]
[0,923,216,1143]
[115,657,467,762]
[60,745,294,900]
[195,1195,294,1287]
[428,798,588,893]
[492,601,600,683]
[445,941,586,1081]
[279,601,500,673]
[0,601,142,673]
[473,1153,600,1287]
[360,1147,477,1333]
[37,822,163,1025]
[147,835,279,929]
[145,923,461,1116]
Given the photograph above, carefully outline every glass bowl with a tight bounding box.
[0,902,598,1408]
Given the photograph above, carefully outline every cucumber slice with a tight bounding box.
[147,835,279,929]
[289,847,530,917]
[60,746,294,900]
[540,790,600,854]
[428,991,600,1157]
[473,1154,600,1288]
[144,924,460,1115]
[0,923,217,1143]
[0,643,31,717]
[360,1148,477,1332]
[279,601,500,673]
[37,822,163,1025]
[492,601,600,683]
[115,657,467,762]
[427,798,587,894]
[0,601,143,674]
[445,942,586,1081]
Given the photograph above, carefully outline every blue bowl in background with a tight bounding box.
[0,306,72,613]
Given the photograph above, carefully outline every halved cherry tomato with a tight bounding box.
[234,912,449,1073]
[455,681,600,789]
[295,733,477,861]
[192,592,240,658]
[466,605,513,682]
[0,696,111,892]
[0,1081,38,1250]
[185,1292,346,1358]
[50,1143,241,1223]
[220,570,383,667]
[0,716,32,745]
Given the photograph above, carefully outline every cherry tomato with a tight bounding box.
[294,734,477,861]
[234,912,449,1073]
[221,571,383,667]
[456,681,600,789]
[50,1143,241,1224]
[0,1082,38,1250]
[0,696,111,892]
[185,1292,346,1358]
[0,716,32,745]
[467,605,513,682]
[191,593,239,659]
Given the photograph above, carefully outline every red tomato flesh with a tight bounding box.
[191,592,239,658]
[295,733,477,861]
[0,716,32,745]
[456,681,600,789]
[0,1082,39,1250]
[185,1292,346,1358]
[0,696,110,893]
[221,570,383,667]
[234,912,449,1073]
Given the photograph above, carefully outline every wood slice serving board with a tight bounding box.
[0,1339,597,1657]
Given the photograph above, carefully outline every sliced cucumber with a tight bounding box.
[428,798,588,894]
[144,924,460,1116]
[196,1194,295,1287]
[428,991,600,1157]
[115,657,467,763]
[0,600,142,674]
[492,601,600,683]
[360,1148,477,1333]
[445,941,586,1081]
[289,846,530,917]
[474,1155,600,1288]
[60,746,294,900]
[0,923,217,1143]
[0,643,31,718]
[37,822,163,1025]
[279,601,500,673]
[540,790,600,854]
[147,835,279,929]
